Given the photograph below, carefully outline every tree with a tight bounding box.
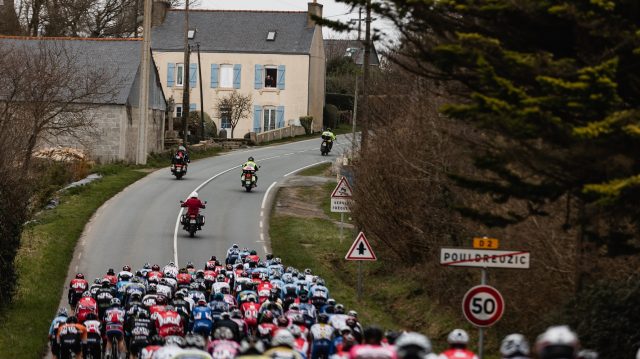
[216,91,252,139]
[0,0,21,35]
[0,40,116,307]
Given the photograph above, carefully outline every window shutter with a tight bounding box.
[276,106,285,128]
[277,65,286,90]
[254,65,263,89]
[233,64,242,89]
[210,64,219,88]
[190,103,196,111]
[167,63,175,87]
[189,63,197,88]
[253,105,262,133]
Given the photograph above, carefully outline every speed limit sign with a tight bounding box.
[462,285,504,327]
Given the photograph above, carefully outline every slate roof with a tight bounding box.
[0,36,166,109]
[152,10,316,54]
[324,39,380,66]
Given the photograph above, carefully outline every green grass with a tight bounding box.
[298,162,332,177]
[0,166,147,358]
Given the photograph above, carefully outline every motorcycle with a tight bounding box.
[320,135,332,156]
[171,162,187,179]
[241,166,257,192]
[179,200,206,237]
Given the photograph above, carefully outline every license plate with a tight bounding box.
[245,180,252,185]
[190,219,196,224]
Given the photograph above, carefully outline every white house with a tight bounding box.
[151,2,325,138]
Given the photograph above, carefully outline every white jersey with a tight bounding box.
[212,282,230,294]
[310,323,335,341]
[329,314,349,331]
[156,284,172,299]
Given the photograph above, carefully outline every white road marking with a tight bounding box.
[283,160,330,177]
[260,211,264,217]
[259,221,263,229]
[263,245,268,253]
[78,252,82,259]
[261,182,278,210]
[260,233,264,241]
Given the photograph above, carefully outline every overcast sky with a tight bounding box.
[194,0,398,45]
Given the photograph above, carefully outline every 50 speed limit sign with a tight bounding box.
[462,285,504,327]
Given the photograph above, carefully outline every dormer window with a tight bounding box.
[266,31,276,41]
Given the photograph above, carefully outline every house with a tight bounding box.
[324,39,380,66]
[0,36,167,163]
[151,2,325,138]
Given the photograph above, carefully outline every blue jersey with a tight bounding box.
[49,315,67,337]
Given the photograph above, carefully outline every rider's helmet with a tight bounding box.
[122,265,131,272]
[57,307,69,317]
[110,298,121,307]
[272,329,295,348]
[250,249,257,255]
[165,335,185,347]
[535,326,580,359]
[317,313,330,324]
[326,128,332,132]
[75,273,85,279]
[190,192,198,198]
[101,278,111,287]
[178,145,186,152]
[213,327,235,340]
[335,303,345,314]
[82,291,92,298]
[577,350,598,359]
[231,309,243,319]
[240,338,266,355]
[233,243,239,249]
[66,316,78,324]
[107,268,115,275]
[260,311,275,323]
[217,274,226,282]
[500,333,530,358]
[187,261,195,269]
[143,262,151,269]
[395,332,434,359]
[447,329,470,346]
[347,310,358,318]
[304,268,312,275]
[248,157,254,162]
[152,264,160,271]
[184,333,206,350]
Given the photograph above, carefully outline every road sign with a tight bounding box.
[331,198,353,213]
[440,248,530,269]
[331,177,353,198]
[473,237,499,249]
[462,285,504,327]
[345,232,376,261]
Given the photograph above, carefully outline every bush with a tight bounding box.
[324,104,339,129]
[564,277,640,356]
[300,116,313,135]
[326,93,354,111]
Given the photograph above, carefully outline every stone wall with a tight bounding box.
[254,125,306,144]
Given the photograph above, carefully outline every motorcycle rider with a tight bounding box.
[68,272,88,310]
[500,333,530,359]
[321,128,337,152]
[395,332,438,359]
[534,326,580,359]
[172,145,190,165]
[438,329,478,359]
[181,191,206,230]
[241,156,259,186]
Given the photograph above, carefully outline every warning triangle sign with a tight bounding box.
[331,177,353,198]
[345,232,377,261]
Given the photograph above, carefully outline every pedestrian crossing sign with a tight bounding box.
[345,232,377,261]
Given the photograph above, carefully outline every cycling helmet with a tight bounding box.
[57,307,69,317]
[535,326,579,359]
[289,325,302,338]
[143,262,151,269]
[577,350,598,359]
[107,268,115,275]
[152,264,160,271]
[348,310,358,318]
[94,278,101,284]
[500,333,530,358]
[110,298,121,307]
[85,312,98,321]
[123,265,131,272]
[101,278,111,286]
[395,332,434,358]
[250,249,257,255]
[335,303,345,314]
[326,298,335,305]
[75,273,85,279]
[447,329,470,345]
[189,192,198,198]
[221,311,232,319]
[248,157,254,162]
[184,333,206,349]
[233,243,239,248]
[66,316,78,324]
[272,329,295,348]
[82,291,92,298]
[231,309,243,319]
[326,128,332,132]
[178,145,186,152]
[213,326,235,340]
[261,311,275,323]
[317,313,330,324]
[304,268,312,275]
[187,261,195,268]
[165,335,186,347]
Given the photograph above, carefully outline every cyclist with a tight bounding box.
[56,316,87,359]
[104,298,126,359]
[534,326,579,359]
[395,332,438,359]
[49,307,69,359]
[438,329,478,359]
[68,273,88,309]
[83,312,102,359]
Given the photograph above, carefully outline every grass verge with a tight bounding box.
[0,165,148,358]
[269,165,475,354]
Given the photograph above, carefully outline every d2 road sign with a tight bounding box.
[462,285,504,327]
[345,232,376,261]
[331,176,353,198]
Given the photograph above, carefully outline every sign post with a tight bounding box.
[440,239,530,359]
[345,231,376,300]
[331,176,354,243]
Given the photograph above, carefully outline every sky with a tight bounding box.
[194,0,398,45]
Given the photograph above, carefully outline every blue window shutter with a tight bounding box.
[276,106,285,128]
[167,63,175,87]
[277,65,286,90]
[233,64,242,89]
[210,64,219,88]
[190,103,196,111]
[189,63,197,88]
[254,65,263,89]
[253,105,262,132]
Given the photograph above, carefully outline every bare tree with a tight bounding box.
[216,91,252,139]
[0,0,21,34]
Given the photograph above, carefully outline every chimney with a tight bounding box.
[307,1,323,28]
[152,0,170,27]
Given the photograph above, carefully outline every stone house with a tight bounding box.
[0,36,167,163]
[151,2,325,138]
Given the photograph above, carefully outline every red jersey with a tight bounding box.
[103,275,117,286]
[439,349,479,359]
[247,255,260,263]
[156,310,184,337]
[177,273,192,285]
[149,305,167,321]
[148,271,163,281]
[70,278,89,294]
[76,296,98,322]
[204,270,217,282]
[181,197,205,216]
[295,337,309,356]
[258,323,277,338]
[241,302,260,327]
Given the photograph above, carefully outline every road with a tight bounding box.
[63,135,349,282]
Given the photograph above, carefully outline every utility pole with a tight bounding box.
[181,0,190,146]
[361,0,371,151]
[197,42,204,141]
[136,0,153,165]
[349,7,363,41]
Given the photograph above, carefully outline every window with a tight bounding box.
[267,31,276,41]
[264,66,277,88]
[176,63,184,87]
[220,105,231,128]
[263,107,276,131]
[220,64,233,88]
[175,105,183,119]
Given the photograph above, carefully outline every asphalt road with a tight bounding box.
[63,135,350,282]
